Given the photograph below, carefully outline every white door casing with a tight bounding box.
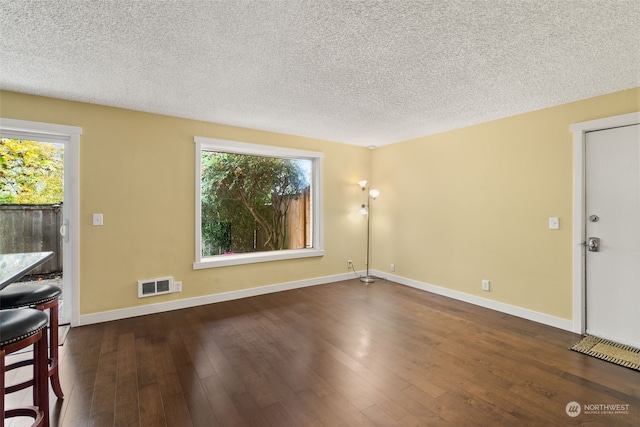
[571,112,640,337]
[585,124,640,347]
[0,118,82,326]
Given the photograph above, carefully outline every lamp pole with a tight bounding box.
[358,181,379,283]
[361,194,375,283]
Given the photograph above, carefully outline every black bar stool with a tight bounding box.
[1,308,50,427]
[0,283,64,398]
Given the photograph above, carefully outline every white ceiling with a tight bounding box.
[1,1,638,147]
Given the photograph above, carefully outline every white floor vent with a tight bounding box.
[138,277,173,298]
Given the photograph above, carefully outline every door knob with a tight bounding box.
[588,237,600,252]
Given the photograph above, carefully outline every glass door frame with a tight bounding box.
[0,118,82,326]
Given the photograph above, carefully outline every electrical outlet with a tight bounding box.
[347,259,352,268]
[174,281,182,292]
[482,280,490,291]
[390,263,395,272]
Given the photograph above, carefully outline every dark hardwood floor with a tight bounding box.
[6,279,640,426]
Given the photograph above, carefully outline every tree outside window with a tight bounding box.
[0,138,64,204]
[201,151,312,256]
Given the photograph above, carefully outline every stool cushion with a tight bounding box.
[0,283,62,309]
[0,309,48,347]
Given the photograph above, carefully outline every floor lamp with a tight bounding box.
[358,180,380,283]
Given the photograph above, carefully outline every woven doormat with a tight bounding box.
[571,335,640,371]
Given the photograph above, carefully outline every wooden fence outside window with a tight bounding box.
[0,204,63,275]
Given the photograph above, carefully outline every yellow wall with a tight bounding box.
[371,87,640,320]
[0,91,372,315]
[2,88,639,321]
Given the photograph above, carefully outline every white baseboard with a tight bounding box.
[79,270,573,332]
[371,270,574,332]
[78,272,354,326]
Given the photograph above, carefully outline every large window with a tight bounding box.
[194,137,323,269]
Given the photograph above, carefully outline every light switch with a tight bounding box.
[549,217,559,230]
[93,213,104,226]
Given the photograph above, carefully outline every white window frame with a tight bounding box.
[194,136,324,269]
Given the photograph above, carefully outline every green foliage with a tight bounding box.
[201,151,310,255]
[0,139,64,204]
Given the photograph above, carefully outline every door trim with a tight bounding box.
[0,118,82,326]
[571,112,640,334]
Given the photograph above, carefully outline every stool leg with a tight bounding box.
[34,327,50,427]
[38,299,64,399]
[1,349,5,423]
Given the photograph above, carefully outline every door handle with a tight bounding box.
[60,219,70,243]
[588,237,600,252]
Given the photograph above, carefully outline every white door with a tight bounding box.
[0,118,81,326]
[585,124,640,348]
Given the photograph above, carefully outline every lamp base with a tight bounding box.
[360,276,376,284]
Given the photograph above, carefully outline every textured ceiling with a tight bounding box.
[1,1,638,147]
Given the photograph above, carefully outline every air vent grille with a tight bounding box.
[138,277,173,298]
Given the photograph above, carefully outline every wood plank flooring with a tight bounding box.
[6,279,640,426]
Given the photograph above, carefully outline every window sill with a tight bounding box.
[193,248,325,269]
